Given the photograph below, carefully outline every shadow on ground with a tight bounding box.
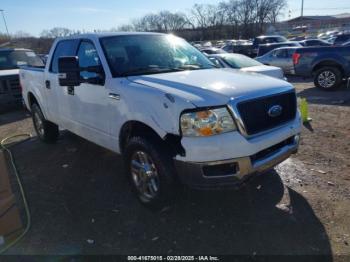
[298,86,350,107]
[4,132,332,260]
[0,109,30,126]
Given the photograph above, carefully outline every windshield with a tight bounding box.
[221,54,262,69]
[0,50,44,70]
[100,34,216,77]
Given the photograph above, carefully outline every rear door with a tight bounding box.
[271,49,289,72]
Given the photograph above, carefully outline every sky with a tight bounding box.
[1,0,350,36]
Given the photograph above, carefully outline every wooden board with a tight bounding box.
[0,151,22,246]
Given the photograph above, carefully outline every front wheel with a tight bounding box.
[124,136,178,210]
[314,67,342,90]
[31,103,59,143]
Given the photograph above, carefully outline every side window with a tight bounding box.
[275,49,286,58]
[77,41,102,80]
[50,40,79,73]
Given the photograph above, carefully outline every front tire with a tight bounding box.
[124,136,177,210]
[314,67,342,90]
[31,103,59,143]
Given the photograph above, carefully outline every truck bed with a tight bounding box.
[20,66,46,111]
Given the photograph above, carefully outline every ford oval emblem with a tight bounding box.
[268,105,283,117]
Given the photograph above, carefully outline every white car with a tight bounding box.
[208,53,286,80]
[20,33,301,209]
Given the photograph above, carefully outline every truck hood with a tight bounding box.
[128,68,293,107]
[0,69,19,77]
[240,65,284,80]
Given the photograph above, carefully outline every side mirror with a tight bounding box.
[58,56,81,87]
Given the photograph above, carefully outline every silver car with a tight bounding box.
[208,53,286,80]
[255,47,299,75]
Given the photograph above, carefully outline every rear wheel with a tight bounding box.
[31,103,59,143]
[314,67,342,90]
[124,136,177,210]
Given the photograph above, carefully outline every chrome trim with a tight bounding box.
[227,88,296,138]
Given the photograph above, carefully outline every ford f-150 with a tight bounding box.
[20,33,301,209]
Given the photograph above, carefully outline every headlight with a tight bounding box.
[180,107,236,137]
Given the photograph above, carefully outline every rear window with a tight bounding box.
[0,50,44,70]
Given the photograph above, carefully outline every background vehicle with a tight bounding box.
[252,35,288,56]
[293,46,350,89]
[333,33,350,45]
[299,39,331,47]
[208,53,285,80]
[200,47,227,55]
[222,43,254,57]
[20,33,301,209]
[0,48,44,111]
[256,47,299,75]
[257,42,302,57]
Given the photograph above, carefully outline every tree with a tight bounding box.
[40,27,73,38]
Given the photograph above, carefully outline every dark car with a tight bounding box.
[252,35,287,56]
[200,47,227,55]
[257,42,302,57]
[333,34,350,46]
[0,48,44,111]
[299,39,331,47]
[222,43,254,57]
[293,46,350,89]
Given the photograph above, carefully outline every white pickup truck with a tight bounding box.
[20,33,301,209]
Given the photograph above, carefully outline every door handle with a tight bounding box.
[109,93,120,100]
[45,80,51,89]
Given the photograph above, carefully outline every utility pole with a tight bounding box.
[301,0,304,17]
[0,9,10,37]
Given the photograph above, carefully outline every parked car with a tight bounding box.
[333,33,350,46]
[200,47,227,55]
[252,35,288,56]
[20,33,301,209]
[293,46,350,89]
[222,43,254,57]
[299,39,331,47]
[207,53,285,80]
[0,48,44,111]
[257,42,302,57]
[256,47,300,75]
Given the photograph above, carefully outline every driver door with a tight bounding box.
[66,40,111,147]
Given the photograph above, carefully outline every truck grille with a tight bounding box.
[8,78,20,91]
[237,91,297,136]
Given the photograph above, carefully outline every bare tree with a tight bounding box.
[40,27,73,38]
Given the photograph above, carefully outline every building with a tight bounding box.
[274,13,350,38]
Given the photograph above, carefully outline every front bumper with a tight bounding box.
[175,134,299,189]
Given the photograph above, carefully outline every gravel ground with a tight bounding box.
[0,78,350,260]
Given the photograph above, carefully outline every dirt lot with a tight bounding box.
[0,78,350,260]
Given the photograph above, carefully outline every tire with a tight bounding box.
[31,103,59,143]
[314,66,342,90]
[124,136,178,210]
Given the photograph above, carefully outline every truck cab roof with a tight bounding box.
[57,32,166,41]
